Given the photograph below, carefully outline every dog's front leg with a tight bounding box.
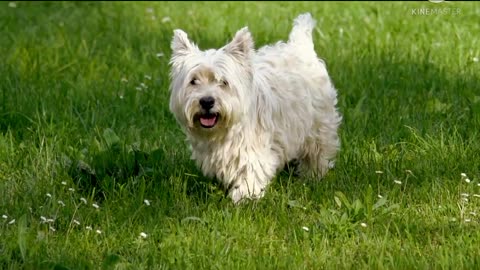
[228,172,266,204]
[227,157,277,204]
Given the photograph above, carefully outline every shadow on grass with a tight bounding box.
[63,128,163,200]
[64,127,220,202]
[66,146,161,200]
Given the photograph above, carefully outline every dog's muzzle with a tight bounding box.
[195,96,219,128]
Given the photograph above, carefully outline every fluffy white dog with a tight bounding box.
[169,13,342,203]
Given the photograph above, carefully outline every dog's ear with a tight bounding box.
[171,29,196,55]
[224,27,254,59]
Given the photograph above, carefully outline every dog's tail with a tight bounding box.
[288,13,316,50]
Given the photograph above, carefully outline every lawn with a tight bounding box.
[1,1,480,269]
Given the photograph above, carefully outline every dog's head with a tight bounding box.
[169,27,254,137]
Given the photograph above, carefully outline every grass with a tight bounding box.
[1,1,480,269]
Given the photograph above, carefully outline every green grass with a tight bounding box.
[1,1,480,269]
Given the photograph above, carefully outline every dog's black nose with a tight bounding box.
[199,96,215,110]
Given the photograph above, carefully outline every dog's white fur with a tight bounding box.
[169,13,342,203]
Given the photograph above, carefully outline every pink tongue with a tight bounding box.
[200,115,217,127]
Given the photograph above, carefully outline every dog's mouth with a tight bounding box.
[196,112,219,128]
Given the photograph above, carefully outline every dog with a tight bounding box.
[169,13,342,203]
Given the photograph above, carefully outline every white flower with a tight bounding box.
[121,77,128,83]
[144,75,152,80]
[8,219,15,225]
[156,52,164,58]
[473,194,480,198]
[477,183,480,187]
[470,212,477,216]
[140,83,148,89]
[80,197,87,204]
[461,193,469,197]
[377,194,383,199]
[96,230,102,235]
[61,181,67,185]
[461,173,467,178]
[465,219,471,222]
[8,2,17,8]
[140,232,148,238]
[92,203,100,209]
[144,199,151,206]
[46,219,55,223]
[40,216,47,222]
[58,200,65,207]
[394,180,402,185]
[135,87,142,91]
[465,178,471,183]
[49,226,56,232]
[46,193,52,198]
[462,197,469,202]
[302,226,309,232]
[146,7,154,13]
[473,57,479,63]
[2,215,7,219]
[68,188,75,192]
[86,226,93,230]
[119,95,124,99]
[73,219,80,225]
[161,16,171,23]
[375,171,383,174]
[360,222,368,228]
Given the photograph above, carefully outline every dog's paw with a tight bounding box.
[229,183,265,204]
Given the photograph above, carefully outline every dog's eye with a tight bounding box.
[221,80,229,87]
[190,78,199,85]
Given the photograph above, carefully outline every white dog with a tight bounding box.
[169,13,342,203]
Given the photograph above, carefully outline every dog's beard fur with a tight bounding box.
[169,13,342,204]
